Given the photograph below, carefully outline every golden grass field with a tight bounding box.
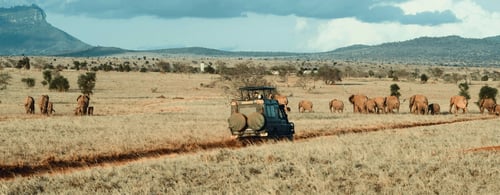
[1,62,500,194]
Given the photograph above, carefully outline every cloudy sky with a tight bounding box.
[1,0,499,52]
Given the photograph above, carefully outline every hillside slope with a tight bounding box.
[322,35,500,66]
[0,5,91,55]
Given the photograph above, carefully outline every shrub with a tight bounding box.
[390,84,401,98]
[49,75,70,92]
[420,74,429,83]
[21,77,36,88]
[0,72,12,90]
[43,70,52,83]
[458,82,470,100]
[479,85,498,101]
[17,57,30,69]
[317,65,342,85]
[481,75,489,81]
[77,72,97,95]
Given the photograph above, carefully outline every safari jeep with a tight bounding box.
[228,86,294,140]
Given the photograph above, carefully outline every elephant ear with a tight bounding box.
[349,95,354,103]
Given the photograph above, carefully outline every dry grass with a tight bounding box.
[1,119,499,194]
[0,65,500,193]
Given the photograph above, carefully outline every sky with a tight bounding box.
[1,0,500,52]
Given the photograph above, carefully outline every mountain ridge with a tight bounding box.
[0,4,91,56]
[1,5,500,66]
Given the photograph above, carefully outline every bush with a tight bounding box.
[390,84,401,98]
[420,74,429,83]
[481,75,489,81]
[479,85,498,101]
[317,65,342,85]
[49,75,70,92]
[0,72,12,90]
[458,82,470,100]
[43,70,52,83]
[21,77,35,88]
[78,72,96,95]
[17,57,30,69]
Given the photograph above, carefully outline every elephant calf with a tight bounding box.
[428,103,440,115]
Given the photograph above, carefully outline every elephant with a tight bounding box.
[428,103,440,115]
[409,94,428,115]
[366,98,377,113]
[385,96,400,113]
[329,99,344,113]
[24,96,35,114]
[478,98,496,114]
[495,105,500,116]
[76,94,90,115]
[349,94,368,113]
[373,97,386,114]
[298,100,313,113]
[38,95,49,115]
[47,102,55,115]
[449,95,468,114]
[273,94,290,112]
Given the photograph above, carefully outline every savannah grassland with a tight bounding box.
[1,57,500,194]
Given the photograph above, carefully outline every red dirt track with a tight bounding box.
[0,115,497,180]
[464,145,500,152]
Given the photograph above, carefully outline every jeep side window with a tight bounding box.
[265,105,277,118]
[278,106,286,119]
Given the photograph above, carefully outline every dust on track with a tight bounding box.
[0,115,497,181]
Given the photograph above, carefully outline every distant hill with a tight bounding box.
[321,35,500,66]
[1,5,500,66]
[61,46,303,58]
[0,5,91,56]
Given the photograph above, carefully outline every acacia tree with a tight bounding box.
[78,72,97,95]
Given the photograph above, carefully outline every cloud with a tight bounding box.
[2,0,460,25]
[307,0,500,51]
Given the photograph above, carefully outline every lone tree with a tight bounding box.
[78,72,97,95]
[390,83,401,98]
[479,85,498,101]
[458,82,470,100]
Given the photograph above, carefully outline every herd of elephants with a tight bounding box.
[23,94,92,116]
[22,93,500,117]
[290,94,500,115]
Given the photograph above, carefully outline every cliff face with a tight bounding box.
[0,5,91,56]
[0,5,46,25]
